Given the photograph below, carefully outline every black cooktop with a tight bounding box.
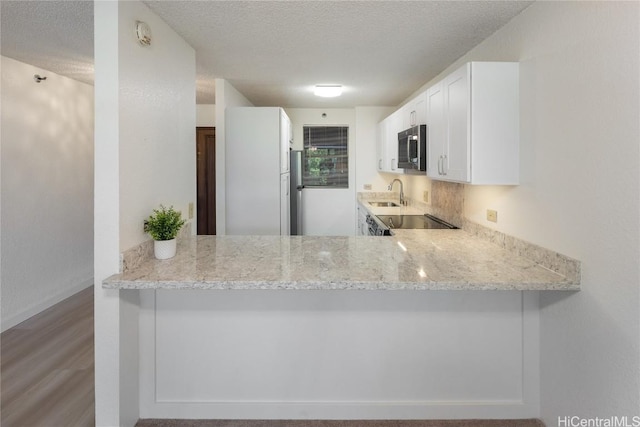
[375,214,458,230]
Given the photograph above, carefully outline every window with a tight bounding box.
[302,126,348,188]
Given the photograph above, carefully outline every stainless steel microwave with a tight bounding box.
[398,125,426,171]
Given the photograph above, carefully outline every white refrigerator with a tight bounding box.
[225,107,291,235]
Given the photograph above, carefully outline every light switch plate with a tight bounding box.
[423,191,429,203]
[363,184,372,190]
[188,202,194,219]
[487,209,498,223]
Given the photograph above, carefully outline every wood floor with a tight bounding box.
[1,286,95,427]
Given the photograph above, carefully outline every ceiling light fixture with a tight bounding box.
[314,85,342,98]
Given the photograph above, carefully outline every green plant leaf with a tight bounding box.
[144,205,186,241]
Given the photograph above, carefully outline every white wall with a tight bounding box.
[285,108,356,236]
[1,56,94,331]
[93,3,121,424]
[196,104,215,127]
[118,3,196,251]
[214,79,253,235]
[354,107,396,232]
[402,1,640,423]
[94,1,196,425]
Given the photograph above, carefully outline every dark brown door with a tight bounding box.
[196,127,216,235]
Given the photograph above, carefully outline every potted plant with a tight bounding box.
[144,205,186,260]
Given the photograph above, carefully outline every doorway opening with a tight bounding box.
[196,127,216,235]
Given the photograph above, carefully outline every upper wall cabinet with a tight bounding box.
[427,62,519,185]
[376,109,404,174]
[376,120,385,172]
[401,92,427,129]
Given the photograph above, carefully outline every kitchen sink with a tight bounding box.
[369,201,400,207]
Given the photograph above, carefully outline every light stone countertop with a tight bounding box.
[103,232,579,291]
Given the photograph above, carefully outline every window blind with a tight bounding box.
[302,126,348,188]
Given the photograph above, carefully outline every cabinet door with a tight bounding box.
[402,93,426,129]
[356,206,367,236]
[376,120,385,172]
[280,173,290,235]
[425,62,519,185]
[280,111,290,174]
[401,102,414,129]
[426,82,445,178]
[414,92,426,125]
[385,110,403,173]
[444,64,471,182]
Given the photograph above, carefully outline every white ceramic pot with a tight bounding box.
[154,238,177,260]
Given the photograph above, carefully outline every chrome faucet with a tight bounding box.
[388,178,405,206]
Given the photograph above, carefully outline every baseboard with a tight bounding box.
[1,278,94,332]
[139,400,539,420]
[135,420,546,427]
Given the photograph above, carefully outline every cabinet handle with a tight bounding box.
[378,159,382,170]
[438,155,443,175]
[391,158,396,170]
[442,155,448,176]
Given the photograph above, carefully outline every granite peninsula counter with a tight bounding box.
[103,231,580,291]
[101,230,580,422]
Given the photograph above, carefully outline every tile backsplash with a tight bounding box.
[423,180,465,228]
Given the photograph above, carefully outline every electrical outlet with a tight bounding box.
[486,209,498,223]
[188,202,194,219]
[363,184,372,190]
[423,190,429,203]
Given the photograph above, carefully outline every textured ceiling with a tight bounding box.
[1,1,533,108]
[0,1,94,86]
[146,0,532,107]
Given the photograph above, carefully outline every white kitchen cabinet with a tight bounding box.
[427,62,519,185]
[402,91,427,129]
[376,92,425,175]
[280,110,291,174]
[376,120,385,172]
[385,110,403,173]
[356,204,368,236]
[376,110,404,174]
[427,67,469,182]
[427,80,445,178]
